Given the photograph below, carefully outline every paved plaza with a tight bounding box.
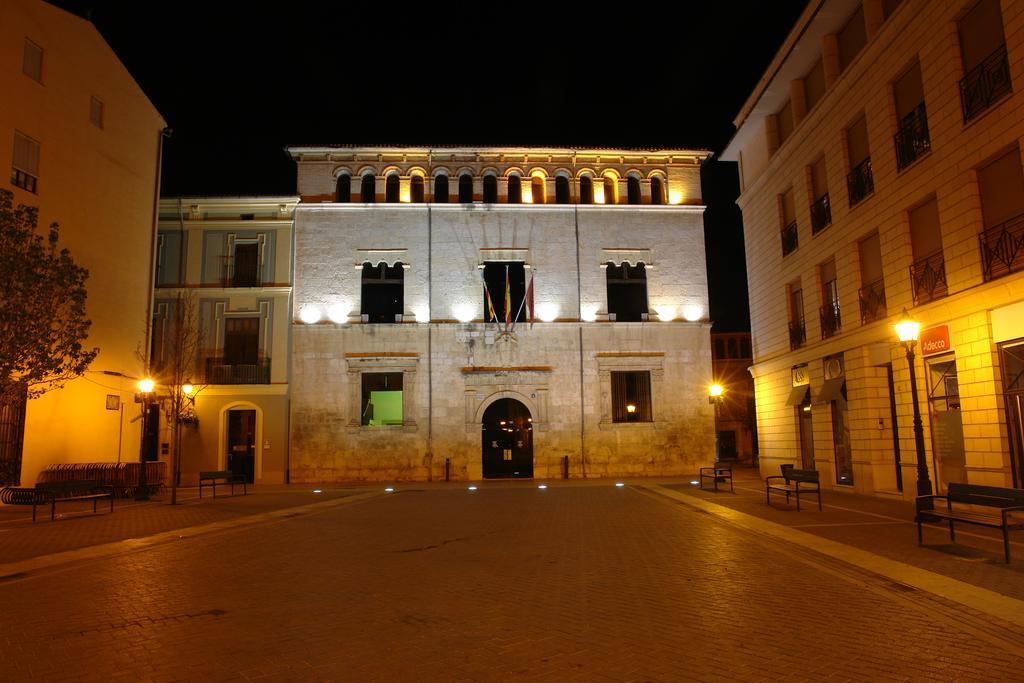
[1,477,1024,681]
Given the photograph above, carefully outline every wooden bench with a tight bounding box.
[766,466,821,511]
[916,483,1024,563]
[699,462,733,493]
[199,470,247,498]
[1,480,113,522]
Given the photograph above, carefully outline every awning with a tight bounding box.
[785,384,810,406]
[815,377,846,404]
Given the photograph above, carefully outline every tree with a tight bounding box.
[0,189,98,402]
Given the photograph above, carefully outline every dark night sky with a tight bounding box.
[53,1,807,332]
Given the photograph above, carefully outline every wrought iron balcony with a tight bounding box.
[781,220,798,256]
[810,193,831,235]
[980,211,1024,282]
[909,251,947,305]
[846,157,874,207]
[820,302,841,339]
[11,169,37,193]
[960,44,1011,123]
[858,278,887,324]
[789,319,807,351]
[204,357,271,384]
[894,102,931,171]
[221,264,262,288]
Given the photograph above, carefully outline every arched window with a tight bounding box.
[483,174,498,203]
[335,174,351,203]
[531,176,545,204]
[385,174,400,203]
[555,176,570,204]
[410,175,424,203]
[458,174,473,203]
[507,175,522,203]
[579,176,593,204]
[627,176,641,205]
[360,174,376,202]
[650,176,664,205]
[434,175,449,203]
[603,176,618,204]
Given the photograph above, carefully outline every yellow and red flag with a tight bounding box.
[484,283,497,323]
[504,265,511,326]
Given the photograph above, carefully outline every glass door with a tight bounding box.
[926,356,965,491]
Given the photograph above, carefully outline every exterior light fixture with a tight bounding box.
[537,303,558,322]
[468,485,477,491]
[626,404,637,414]
[299,306,322,324]
[709,383,725,462]
[615,482,625,488]
[682,304,703,322]
[135,377,156,501]
[313,489,322,494]
[581,306,598,322]
[655,305,676,322]
[413,306,430,323]
[181,382,195,397]
[327,303,350,324]
[453,304,475,323]
[895,308,933,502]
[384,487,395,493]
[137,377,155,394]
[708,384,725,401]
[669,190,684,205]
[537,484,548,489]
[690,480,700,485]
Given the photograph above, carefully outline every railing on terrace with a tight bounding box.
[858,278,887,325]
[820,302,841,339]
[960,44,1011,123]
[222,264,262,288]
[204,357,271,384]
[910,251,947,305]
[895,102,931,171]
[789,319,807,351]
[980,212,1024,282]
[781,220,798,256]
[810,193,832,235]
[847,157,874,207]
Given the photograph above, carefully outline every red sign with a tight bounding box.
[920,324,951,356]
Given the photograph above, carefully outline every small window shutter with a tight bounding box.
[12,132,39,175]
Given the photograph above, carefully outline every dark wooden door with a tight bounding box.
[482,399,533,478]
[227,409,256,483]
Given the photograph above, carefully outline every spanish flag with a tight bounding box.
[504,265,511,325]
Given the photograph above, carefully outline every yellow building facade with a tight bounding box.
[723,0,1024,497]
[1,0,165,485]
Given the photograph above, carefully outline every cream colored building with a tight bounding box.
[1,0,165,486]
[287,146,715,482]
[154,197,298,485]
[722,0,1024,496]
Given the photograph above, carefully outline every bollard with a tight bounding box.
[445,457,451,482]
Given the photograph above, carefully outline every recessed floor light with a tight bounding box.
[615,482,625,487]
[538,484,548,490]
[385,487,395,493]
[312,489,322,494]
[690,480,700,485]
[468,485,478,491]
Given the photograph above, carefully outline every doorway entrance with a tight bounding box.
[481,398,533,478]
[227,409,256,483]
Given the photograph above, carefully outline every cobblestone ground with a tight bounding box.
[2,483,1023,681]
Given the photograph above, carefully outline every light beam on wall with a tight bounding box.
[300,305,322,324]
[682,304,704,322]
[581,306,598,322]
[654,305,676,322]
[327,303,350,324]
[453,303,475,323]
[537,303,558,322]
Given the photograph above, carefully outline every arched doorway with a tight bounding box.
[481,398,533,478]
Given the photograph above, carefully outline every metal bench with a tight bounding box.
[199,470,247,498]
[765,466,821,511]
[916,483,1024,563]
[1,479,114,522]
[699,462,734,493]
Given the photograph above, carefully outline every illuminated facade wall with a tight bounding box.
[288,146,716,481]
[723,0,1024,495]
[0,0,165,485]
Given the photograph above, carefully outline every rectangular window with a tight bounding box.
[894,62,925,120]
[978,147,1024,281]
[154,231,185,287]
[819,259,840,338]
[894,63,930,170]
[11,132,40,193]
[361,261,405,323]
[846,114,873,205]
[22,39,42,82]
[232,242,260,287]
[90,97,104,129]
[908,197,947,304]
[224,317,259,366]
[361,372,403,426]
[788,282,806,350]
[605,262,648,322]
[959,0,1005,73]
[858,232,886,323]
[810,156,831,234]
[838,5,867,71]
[777,100,794,146]
[482,261,526,323]
[958,0,1009,122]
[846,114,870,167]
[804,59,826,111]
[611,371,652,423]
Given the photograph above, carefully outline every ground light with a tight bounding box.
[538,484,548,490]
[312,489,322,494]
[615,482,625,488]
[468,485,477,491]
[690,480,700,485]
[385,487,395,493]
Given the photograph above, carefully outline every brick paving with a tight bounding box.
[2,481,1023,681]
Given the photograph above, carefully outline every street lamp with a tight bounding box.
[709,383,725,462]
[136,377,156,501]
[895,309,933,502]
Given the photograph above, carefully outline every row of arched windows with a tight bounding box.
[335,171,666,205]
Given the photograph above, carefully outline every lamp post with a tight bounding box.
[709,383,725,463]
[136,377,155,501]
[895,309,933,502]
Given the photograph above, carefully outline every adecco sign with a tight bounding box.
[920,324,952,356]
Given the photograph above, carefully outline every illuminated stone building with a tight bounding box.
[0,0,165,486]
[722,0,1024,496]
[286,146,715,481]
[154,197,299,485]
[711,332,757,463]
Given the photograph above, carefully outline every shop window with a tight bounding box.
[606,262,648,322]
[361,372,404,426]
[611,371,652,422]
[361,261,404,323]
[927,357,965,490]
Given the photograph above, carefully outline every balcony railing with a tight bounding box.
[846,157,874,207]
[960,44,1011,123]
[781,220,798,256]
[980,211,1024,282]
[810,193,832,235]
[895,102,931,171]
[910,251,947,305]
[789,319,807,351]
[11,168,37,193]
[204,357,271,384]
[858,278,887,325]
[221,264,262,288]
[820,302,841,339]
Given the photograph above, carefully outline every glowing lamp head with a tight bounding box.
[626,404,637,414]
[181,383,195,397]
[895,309,920,344]
[137,378,155,394]
[709,383,725,399]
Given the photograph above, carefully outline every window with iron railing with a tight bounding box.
[781,220,798,256]
[980,211,1024,282]
[227,243,260,287]
[204,357,271,385]
[910,250,947,304]
[820,277,840,339]
[895,103,931,171]
[789,318,807,351]
[858,278,887,324]
[847,158,874,206]
[960,44,1011,123]
[810,193,832,234]
[789,286,805,350]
